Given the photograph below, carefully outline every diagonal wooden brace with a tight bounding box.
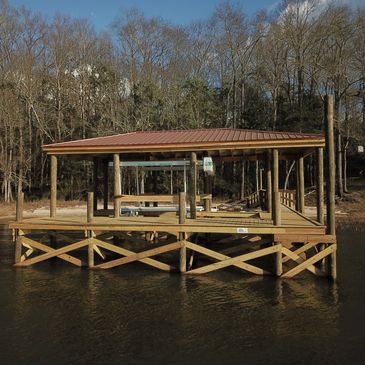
[281,244,336,278]
[282,241,318,263]
[15,237,88,267]
[92,238,174,271]
[93,241,184,269]
[185,244,281,275]
[282,247,326,276]
[184,241,270,275]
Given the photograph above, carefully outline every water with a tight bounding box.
[0,224,365,365]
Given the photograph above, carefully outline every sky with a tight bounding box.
[9,0,278,32]
[8,0,365,32]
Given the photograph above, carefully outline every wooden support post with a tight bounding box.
[316,148,324,224]
[190,152,197,219]
[272,149,281,225]
[266,151,272,213]
[87,192,94,223]
[16,191,24,222]
[114,153,121,218]
[179,192,186,273]
[93,157,98,212]
[275,245,282,276]
[50,154,57,218]
[298,155,305,214]
[15,234,22,264]
[324,95,336,236]
[103,159,109,210]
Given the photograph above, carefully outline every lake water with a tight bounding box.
[0,224,365,365]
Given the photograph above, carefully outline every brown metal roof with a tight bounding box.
[42,128,325,154]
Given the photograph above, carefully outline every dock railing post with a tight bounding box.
[15,191,24,264]
[266,151,272,214]
[87,192,94,223]
[179,192,186,273]
[324,94,337,280]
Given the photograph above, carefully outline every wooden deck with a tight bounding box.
[10,207,324,235]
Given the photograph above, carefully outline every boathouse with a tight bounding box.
[10,96,337,279]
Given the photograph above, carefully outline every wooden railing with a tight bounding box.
[279,190,296,209]
[245,191,261,208]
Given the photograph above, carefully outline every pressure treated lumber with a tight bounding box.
[316,148,324,224]
[113,153,121,218]
[179,192,187,273]
[297,155,305,214]
[190,152,197,219]
[272,149,281,225]
[266,151,272,213]
[50,155,57,218]
[103,159,109,210]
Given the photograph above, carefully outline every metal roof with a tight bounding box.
[43,128,325,154]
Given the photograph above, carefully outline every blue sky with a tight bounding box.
[9,0,278,31]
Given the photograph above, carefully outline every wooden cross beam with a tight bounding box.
[281,244,336,278]
[92,240,183,269]
[184,241,270,275]
[185,243,281,275]
[281,247,326,276]
[281,241,319,263]
[92,238,174,271]
[15,237,88,267]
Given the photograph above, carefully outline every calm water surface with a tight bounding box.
[1,224,365,365]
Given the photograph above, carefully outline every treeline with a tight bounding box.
[0,0,365,202]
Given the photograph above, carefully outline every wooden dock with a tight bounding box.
[9,95,338,280]
[9,206,336,279]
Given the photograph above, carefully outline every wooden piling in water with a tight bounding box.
[15,191,24,264]
[179,192,186,273]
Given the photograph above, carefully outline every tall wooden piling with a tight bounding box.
[113,153,121,218]
[87,192,94,223]
[15,191,24,264]
[316,147,324,224]
[298,155,305,214]
[324,95,336,280]
[50,155,57,218]
[324,95,336,236]
[179,192,187,273]
[190,152,197,219]
[93,157,99,212]
[272,149,281,225]
[266,151,272,213]
[103,159,109,210]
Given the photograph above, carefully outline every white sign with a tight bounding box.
[237,227,249,234]
[358,145,364,153]
[203,157,214,173]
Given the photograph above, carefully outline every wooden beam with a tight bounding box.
[281,244,336,278]
[272,149,281,225]
[190,152,197,219]
[281,241,319,263]
[281,247,326,276]
[93,241,183,269]
[16,191,24,222]
[324,95,336,236]
[113,153,121,218]
[50,155,57,218]
[185,241,270,275]
[93,238,173,271]
[185,245,281,275]
[15,239,89,267]
[17,236,84,267]
[103,159,109,210]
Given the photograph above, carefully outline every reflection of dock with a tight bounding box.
[10,96,338,280]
